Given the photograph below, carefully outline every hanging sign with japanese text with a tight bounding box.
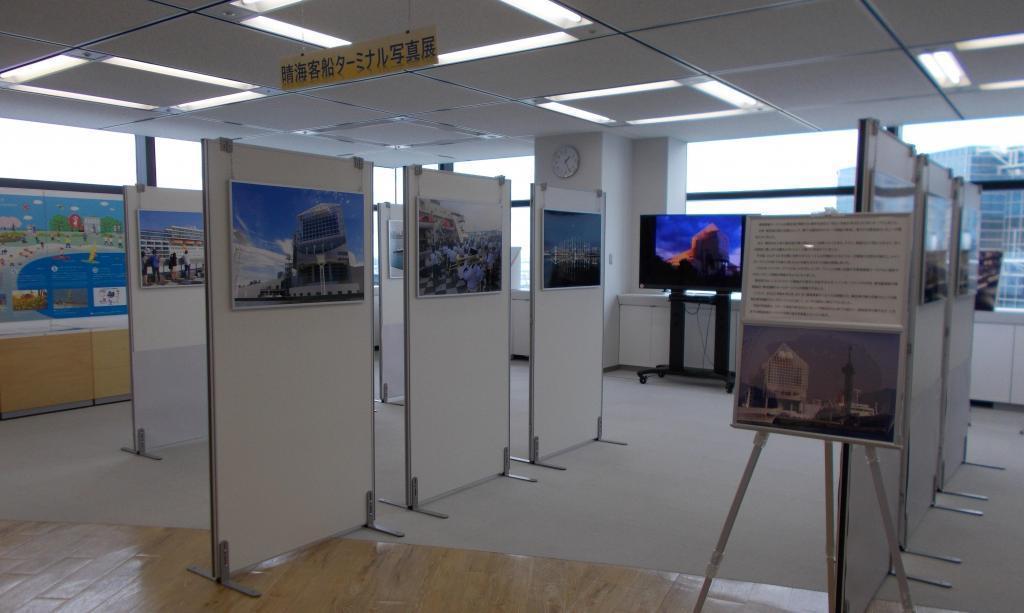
[279,26,439,90]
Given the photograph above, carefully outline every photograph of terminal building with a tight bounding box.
[734,324,902,443]
[923,195,952,304]
[542,209,601,289]
[388,219,404,279]
[417,198,502,297]
[138,210,205,288]
[230,181,365,309]
[640,214,742,290]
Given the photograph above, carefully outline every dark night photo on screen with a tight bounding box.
[640,215,743,290]
[542,209,601,289]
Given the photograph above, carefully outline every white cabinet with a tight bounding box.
[617,294,740,370]
[970,321,1014,402]
[619,304,656,367]
[650,304,671,366]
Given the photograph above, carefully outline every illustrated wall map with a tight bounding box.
[734,324,902,444]
[542,209,601,289]
[0,188,127,323]
[230,181,365,309]
[417,198,502,297]
[138,210,205,288]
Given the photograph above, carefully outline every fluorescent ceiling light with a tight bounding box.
[548,80,682,102]
[103,57,254,90]
[174,90,265,111]
[537,101,613,124]
[956,32,1024,51]
[242,16,350,48]
[979,79,1024,91]
[692,80,759,108]
[231,0,306,12]
[626,108,752,125]
[497,0,590,28]
[917,51,970,88]
[0,54,88,84]
[10,84,156,110]
[439,32,576,64]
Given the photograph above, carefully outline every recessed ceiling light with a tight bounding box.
[917,51,970,88]
[242,16,350,48]
[9,84,156,110]
[955,32,1024,51]
[103,57,255,90]
[537,101,614,124]
[231,0,306,12]
[439,32,576,65]
[0,54,88,84]
[692,80,760,108]
[626,108,753,125]
[497,0,591,28]
[547,80,683,102]
[174,90,266,112]
[979,79,1024,91]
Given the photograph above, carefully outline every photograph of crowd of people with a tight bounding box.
[417,198,502,297]
[138,210,205,288]
[542,209,601,289]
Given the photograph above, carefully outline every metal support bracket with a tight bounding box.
[497,175,506,185]
[595,416,627,446]
[865,447,914,612]
[135,183,146,193]
[378,477,448,519]
[931,503,984,517]
[218,137,233,153]
[186,540,260,598]
[353,156,364,169]
[938,489,988,501]
[502,447,537,482]
[963,461,1005,470]
[901,546,961,564]
[413,164,423,176]
[363,491,404,537]
[894,570,953,589]
[121,428,162,461]
[528,436,566,471]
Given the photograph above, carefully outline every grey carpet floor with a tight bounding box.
[0,362,1019,612]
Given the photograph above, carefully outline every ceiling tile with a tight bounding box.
[634,0,895,73]
[358,147,444,168]
[617,110,813,142]
[0,87,160,129]
[232,132,373,158]
[790,95,958,130]
[871,0,1024,47]
[309,73,504,115]
[88,14,309,88]
[106,115,274,140]
[160,0,230,8]
[416,102,604,137]
[0,0,181,46]
[320,120,480,147]
[0,34,66,73]
[193,93,390,131]
[568,86,733,122]
[561,0,802,32]
[954,46,1024,88]
[30,60,234,108]
[420,35,694,100]
[724,50,937,108]
[413,137,535,163]
[947,89,1024,120]
[229,0,560,53]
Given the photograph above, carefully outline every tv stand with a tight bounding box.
[636,290,735,393]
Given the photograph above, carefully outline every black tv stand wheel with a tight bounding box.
[639,375,648,384]
[657,372,665,378]
[725,381,734,394]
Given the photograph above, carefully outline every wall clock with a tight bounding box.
[552,144,580,179]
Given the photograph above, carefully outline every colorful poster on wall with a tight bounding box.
[542,209,601,289]
[0,188,127,322]
[230,181,365,309]
[138,210,205,288]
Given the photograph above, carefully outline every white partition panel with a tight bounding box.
[404,167,510,503]
[529,185,604,461]
[124,186,208,449]
[941,182,979,485]
[840,119,917,613]
[203,141,372,571]
[378,203,404,404]
[903,158,954,541]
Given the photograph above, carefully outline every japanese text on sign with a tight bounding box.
[280,26,439,90]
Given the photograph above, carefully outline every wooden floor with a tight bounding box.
[0,519,949,612]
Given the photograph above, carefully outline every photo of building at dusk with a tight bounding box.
[542,209,600,289]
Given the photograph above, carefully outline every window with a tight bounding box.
[903,116,1024,311]
[154,138,202,190]
[0,118,136,186]
[510,207,530,290]
[686,195,853,216]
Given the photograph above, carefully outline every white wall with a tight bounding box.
[629,137,687,292]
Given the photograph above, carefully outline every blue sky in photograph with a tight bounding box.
[0,193,124,230]
[543,210,600,251]
[654,214,742,266]
[138,210,203,233]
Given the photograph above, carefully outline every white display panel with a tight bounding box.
[404,167,510,503]
[530,185,603,460]
[124,186,208,449]
[203,141,372,571]
[378,203,404,404]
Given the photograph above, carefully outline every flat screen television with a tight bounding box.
[639,214,745,291]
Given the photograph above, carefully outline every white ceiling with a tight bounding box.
[0,0,1021,167]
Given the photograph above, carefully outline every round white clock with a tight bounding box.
[552,144,580,179]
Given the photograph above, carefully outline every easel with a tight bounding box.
[693,432,914,613]
[637,290,735,392]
